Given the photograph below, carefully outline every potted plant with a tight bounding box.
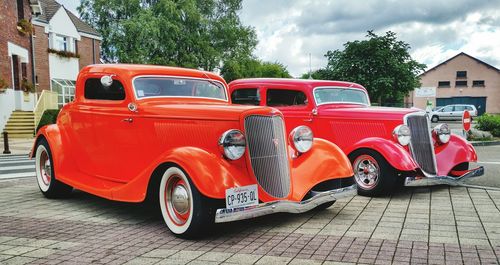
[17,19,34,36]
[21,78,35,94]
[0,77,8,93]
[47,48,80,59]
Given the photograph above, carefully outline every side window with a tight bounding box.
[442,106,453,112]
[266,89,307,107]
[465,106,473,111]
[84,78,125,100]
[231,88,260,105]
[454,106,466,112]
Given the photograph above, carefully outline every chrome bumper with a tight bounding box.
[404,166,484,187]
[214,184,357,223]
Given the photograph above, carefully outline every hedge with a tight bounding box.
[476,114,500,137]
[36,109,60,133]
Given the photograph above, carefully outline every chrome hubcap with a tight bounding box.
[171,185,189,214]
[165,176,191,226]
[39,151,51,186]
[353,155,380,190]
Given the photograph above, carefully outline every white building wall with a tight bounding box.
[14,91,36,111]
[48,8,81,41]
[0,90,16,132]
[48,54,79,80]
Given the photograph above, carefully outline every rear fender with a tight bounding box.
[32,125,64,169]
[346,137,418,171]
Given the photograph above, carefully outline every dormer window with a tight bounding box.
[30,0,42,15]
[54,35,68,51]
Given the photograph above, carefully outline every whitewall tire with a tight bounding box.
[34,138,72,198]
[159,167,194,235]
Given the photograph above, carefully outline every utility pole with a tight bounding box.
[308,53,313,79]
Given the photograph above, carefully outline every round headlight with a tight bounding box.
[219,129,246,160]
[393,125,411,146]
[290,126,313,153]
[434,123,450,144]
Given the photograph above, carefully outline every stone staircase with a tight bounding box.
[3,111,35,138]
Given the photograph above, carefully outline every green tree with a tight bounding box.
[299,69,331,80]
[220,58,291,83]
[78,0,256,71]
[323,31,426,104]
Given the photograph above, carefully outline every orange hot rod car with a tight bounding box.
[32,64,356,238]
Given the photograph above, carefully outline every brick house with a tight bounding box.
[408,52,500,115]
[32,0,101,108]
[0,0,39,133]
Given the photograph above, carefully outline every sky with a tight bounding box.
[59,0,500,77]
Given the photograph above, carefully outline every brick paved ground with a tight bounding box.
[0,178,499,264]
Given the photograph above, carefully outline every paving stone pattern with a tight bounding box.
[0,178,499,264]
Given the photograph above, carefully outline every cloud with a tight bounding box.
[240,0,500,76]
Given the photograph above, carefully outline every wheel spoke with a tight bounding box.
[353,155,380,190]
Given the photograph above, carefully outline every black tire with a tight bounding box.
[34,138,73,198]
[157,166,217,238]
[349,149,397,197]
[431,115,439,122]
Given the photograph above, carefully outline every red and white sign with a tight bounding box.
[462,111,471,132]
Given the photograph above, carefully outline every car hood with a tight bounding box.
[138,101,277,121]
[318,105,421,121]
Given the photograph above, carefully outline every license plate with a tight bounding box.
[225,184,258,209]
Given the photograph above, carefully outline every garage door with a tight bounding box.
[436,97,487,115]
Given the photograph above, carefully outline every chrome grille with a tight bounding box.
[406,113,437,175]
[244,115,290,198]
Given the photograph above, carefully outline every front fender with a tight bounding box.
[160,147,256,199]
[435,134,478,176]
[346,137,418,172]
[112,146,255,201]
[290,138,353,200]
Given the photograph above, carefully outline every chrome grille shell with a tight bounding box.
[405,112,438,175]
[244,115,291,198]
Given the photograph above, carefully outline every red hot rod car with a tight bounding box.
[32,65,356,238]
[229,78,484,196]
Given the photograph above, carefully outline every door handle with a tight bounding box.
[122,118,133,123]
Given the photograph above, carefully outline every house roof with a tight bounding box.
[420,52,500,76]
[65,10,100,36]
[33,0,60,23]
[33,0,100,37]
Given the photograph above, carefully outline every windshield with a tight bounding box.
[314,87,369,105]
[133,76,227,100]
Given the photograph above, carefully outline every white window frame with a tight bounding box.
[51,79,76,107]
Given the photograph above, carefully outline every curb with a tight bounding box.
[471,140,500,146]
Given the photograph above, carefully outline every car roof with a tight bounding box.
[229,78,367,92]
[79,64,226,84]
[447,104,475,106]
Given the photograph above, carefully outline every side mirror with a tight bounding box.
[312,108,318,116]
[100,75,113,88]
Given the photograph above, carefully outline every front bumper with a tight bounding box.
[404,166,484,187]
[214,184,357,223]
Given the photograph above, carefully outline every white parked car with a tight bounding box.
[430,104,478,122]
